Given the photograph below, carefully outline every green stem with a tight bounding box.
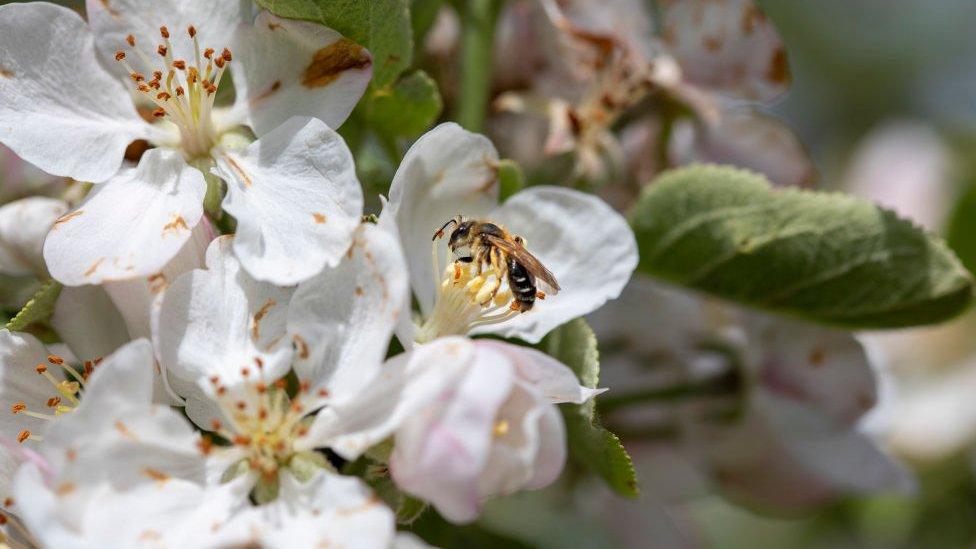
[455,0,502,132]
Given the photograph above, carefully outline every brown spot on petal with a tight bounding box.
[301,38,372,88]
[162,215,189,235]
[148,273,168,295]
[703,36,723,51]
[767,46,790,85]
[268,22,283,31]
[224,156,252,187]
[84,258,105,277]
[808,347,826,367]
[249,80,282,106]
[142,468,170,482]
[293,334,309,359]
[55,482,76,496]
[354,286,364,296]
[98,0,121,18]
[251,299,277,341]
[313,212,327,224]
[114,420,137,440]
[53,210,84,227]
[0,68,12,79]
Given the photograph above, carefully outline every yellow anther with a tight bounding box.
[493,419,509,437]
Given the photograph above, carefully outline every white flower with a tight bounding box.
[0,1,370,285]
[309,336,604,523]
[0,196,67,277]
[7,338,398,548]
[154,224,408,502]
[380,122,637,345]
[589,279,913,508]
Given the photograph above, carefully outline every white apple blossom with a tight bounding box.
[309,336,603,523]
[0,1,369,286]
[0,197,67,278]
[7,338,399,548]
[589,279,914,509]
[380,122,637,345]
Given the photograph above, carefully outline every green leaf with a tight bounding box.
[6,279,62,332]
[631,164,973,328]
[495,159,525,201]
[255,0,413,88]
[363,70,442,139]
[947,183,976,276]
[541,318,639,498]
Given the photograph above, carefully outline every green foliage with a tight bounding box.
[947,183,976,276]
[6,279,61,332]
[363,70,443,140]
[255,0,413,88]
[631,164,973,328]
[541,319,639,498]
[496,159,525,201]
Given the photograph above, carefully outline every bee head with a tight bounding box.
[448,220,475,250]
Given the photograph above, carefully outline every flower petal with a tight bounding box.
[231,11,372,135]
[390,342,516,523]
[660,0,789,102]
[42,148,206,286]
[86,0,244,79]
[214,116,363,285]
[477,339,604,404]
[209,470,395,549]
[382,123,501,314]
[155,236,295,430]
[0,2,150,182]
[479,186,637,343]
[288,223,409,405]
[0,330,62,447]
[304,337,473,458]
[50,286,128,362]
[0,197,67,277]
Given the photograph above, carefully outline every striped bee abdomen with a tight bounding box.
[507,257,537,312]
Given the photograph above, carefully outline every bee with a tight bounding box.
[433,215,560,312]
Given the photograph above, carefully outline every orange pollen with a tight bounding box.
[256,383,267,394]
[214,57,226,69]
[152,70,163,80]
[129,72,145,82]
[233,435,251,446]
[157,92,171,101]
[157,44,168,56]
[159,26,170,39]
[204,47,215,59]
[115,51,126,61]
[149,81,161,90]
[0,515,7,525]
[274,441,286,452]
[221,48,232,61]
[291,402,303,413]
[126,34,136,46]
[209,375,220,385]
[16,430,30,444]
[152,108,166,118]
[172,59,186,70]
[317,388,330,398]
[210,419,222,431]
[296,426,309,437]
[138,83,150,93]
[216,386,227,396]
[46,397,61,408]
[47,355,64,365]
[197,435,213,455]
[274,379,287,390]
[3,497,14,507]
[10,402,26,414]
[175,86,185,96]
[236,401,247,411]
[299,380,311,393]
[35,364,47,374]
[254,357,264,369]
[241,368,250,378]
[258,408,268,420]
[188,25,197,38]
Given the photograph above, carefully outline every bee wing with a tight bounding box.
[484,234,561,293]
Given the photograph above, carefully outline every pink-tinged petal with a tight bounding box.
[214,117,363,285]
[381,123,501,315]
[0,197,68,277]
[86,0,244,79]
[390,343,516,523]
[42,149,206,286]
[670,109,818,188]
[477,339,604,404]
[232,11,372,135]
[0,3,151,182]
[479,186,637,343]
[660,0,790,102]
[155,236,295,430]
[288,223,409,406]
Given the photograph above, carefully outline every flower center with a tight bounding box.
[206,368,329,503]
[115,25,233,158]
[415,240,521,343]
[10,355,96,444]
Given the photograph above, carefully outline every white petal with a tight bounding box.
[0,3,150,182]
[476,339,603,404]
[0,330,61,446]
[288,223,409,405]
[156,236,295,429]
[660,0,790,102]
[214,116,363,285]
[746,314,878,427]
[50,286,128,362]
[209,471,395,549]
[232,11,372,135]
[42,149,206,286]
[0,197,67,277]
[86,0,244,79]
[382,123,501,314]
[390,343,516,523]
[477,186,637,343]
[304,337,473,458]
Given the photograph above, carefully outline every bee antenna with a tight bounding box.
[433,218,458,241]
